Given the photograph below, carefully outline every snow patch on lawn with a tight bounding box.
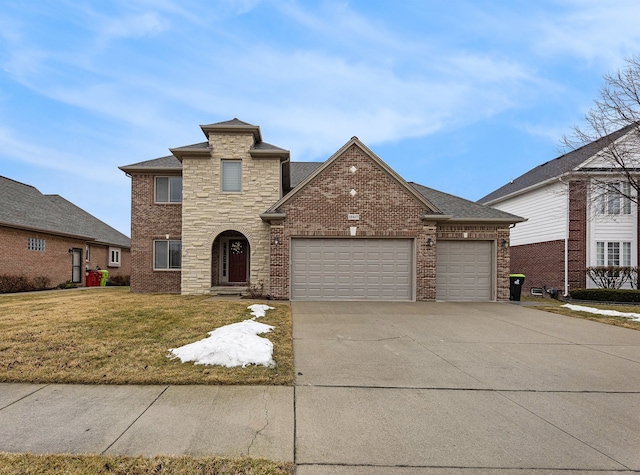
[562,304,640,322]
[168,304,276,368]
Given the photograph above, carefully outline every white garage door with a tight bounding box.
[436,241,492,301]
[291,238,412,301]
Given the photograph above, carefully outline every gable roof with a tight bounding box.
[0,176,130,247]
[265,137,440,215]
[410,183,524,222]
[478,124,634,205]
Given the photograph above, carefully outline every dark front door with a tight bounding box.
[228,239,248,282]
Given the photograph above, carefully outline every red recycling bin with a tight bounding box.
[86,270,101,287]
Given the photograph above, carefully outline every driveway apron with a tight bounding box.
[292,301,640,474]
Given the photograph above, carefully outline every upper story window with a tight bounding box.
[596,241,631,266]
[155,176,182,203]
[221,160,242,192]
[109,247,121,267]
[28,237,46,251]
[595,181,631,215]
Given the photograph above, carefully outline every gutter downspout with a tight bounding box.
[559,177,569,297]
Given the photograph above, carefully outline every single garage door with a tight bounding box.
[291,238,412,300]
[436,241,492,301]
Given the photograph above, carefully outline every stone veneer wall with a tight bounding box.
[269,144,437,300]
[180,133,281,295]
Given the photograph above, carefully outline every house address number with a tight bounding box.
[348,214,360,220]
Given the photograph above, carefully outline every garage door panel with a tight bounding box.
[291,238,412,301]
[436,241,492,301]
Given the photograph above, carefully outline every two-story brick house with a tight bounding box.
[120,119,522,301]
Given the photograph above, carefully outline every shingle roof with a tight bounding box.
[477,124,634,204]
[290,162,323,187]
[0,176,130,247]
[119,155,182,172]
[202,118,256,127]
[410,182,524,222]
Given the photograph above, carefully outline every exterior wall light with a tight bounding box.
[502,239,509,249]
[427,238,434,247]
[274,236,280,245]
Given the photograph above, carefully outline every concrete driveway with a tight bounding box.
[293,301,640,474]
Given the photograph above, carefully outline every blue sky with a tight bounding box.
[2,0,640,236]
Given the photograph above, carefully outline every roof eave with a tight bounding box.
[250,149,291,161]
[0,221,96,241]
[118,165,182,174]
[169,147,211,162]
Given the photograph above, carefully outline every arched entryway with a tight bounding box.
[211,230,250,286]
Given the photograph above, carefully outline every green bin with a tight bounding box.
[99,270,109,287]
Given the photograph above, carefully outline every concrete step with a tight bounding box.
[211,286,248,296]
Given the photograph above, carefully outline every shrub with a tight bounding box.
[57,281,79,290]
[0,275,50,293]
[585,266,632,289]
[107,275,130,286]
[569,288,640,302]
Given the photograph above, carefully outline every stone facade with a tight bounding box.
[180,132,281,295]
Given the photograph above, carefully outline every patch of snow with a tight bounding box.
[247,304,274,319]
[562,304,640,322]
[168,304,276,368]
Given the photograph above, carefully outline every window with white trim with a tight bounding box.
[596,241,631,266]
[221,160,242,192]
[595,181,631,215]
[155,176,182,203]
[109,247,121,267]
[154,240,181,270]
[28,237,46,251]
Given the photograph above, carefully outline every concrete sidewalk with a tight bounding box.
[0,301,639,474]
[0,384,294,461]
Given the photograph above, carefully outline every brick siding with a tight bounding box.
[510,240,565,294]
[129,174,182,293]
[568,180,587,290]
[0,226,130,287]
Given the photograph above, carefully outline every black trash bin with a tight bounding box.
[509,274,525,301]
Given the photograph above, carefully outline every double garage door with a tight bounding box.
[290,238,493,301]
[291,238,412,300]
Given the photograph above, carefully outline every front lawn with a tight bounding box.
[0,453,294,475]
[0,288,293,385]
[523,297,640,330]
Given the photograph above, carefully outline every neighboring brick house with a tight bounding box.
[0,176,131,288]
[478,125,638,296]
[120,119,522,301]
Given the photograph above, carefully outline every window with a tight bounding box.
[595,181,631,215]
[221,160,242,192]
[154,240,181,270]
[28,237,46,251]
[109,247,121,267]
[86,245,90,262]
[596,241,631,266]
[155,176,182,203]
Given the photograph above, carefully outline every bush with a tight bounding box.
[0,275,50,293]
[585,266,632,289]
[57,281,79,290]
[569,288,640,302]
[107,275,130,286]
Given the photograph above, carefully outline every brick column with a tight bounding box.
[568,180,587,290]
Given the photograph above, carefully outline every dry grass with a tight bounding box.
[0,453,294,475]
[0,288,293,385]
[523,297,640,330]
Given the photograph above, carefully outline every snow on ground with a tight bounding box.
[562,304,640,322]
[168,304,276,368]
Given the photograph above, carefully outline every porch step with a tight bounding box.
[211,286,249,297]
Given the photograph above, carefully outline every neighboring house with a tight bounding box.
[478,125,638,295]
[119,119,522,301]
[0,176,131,288]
